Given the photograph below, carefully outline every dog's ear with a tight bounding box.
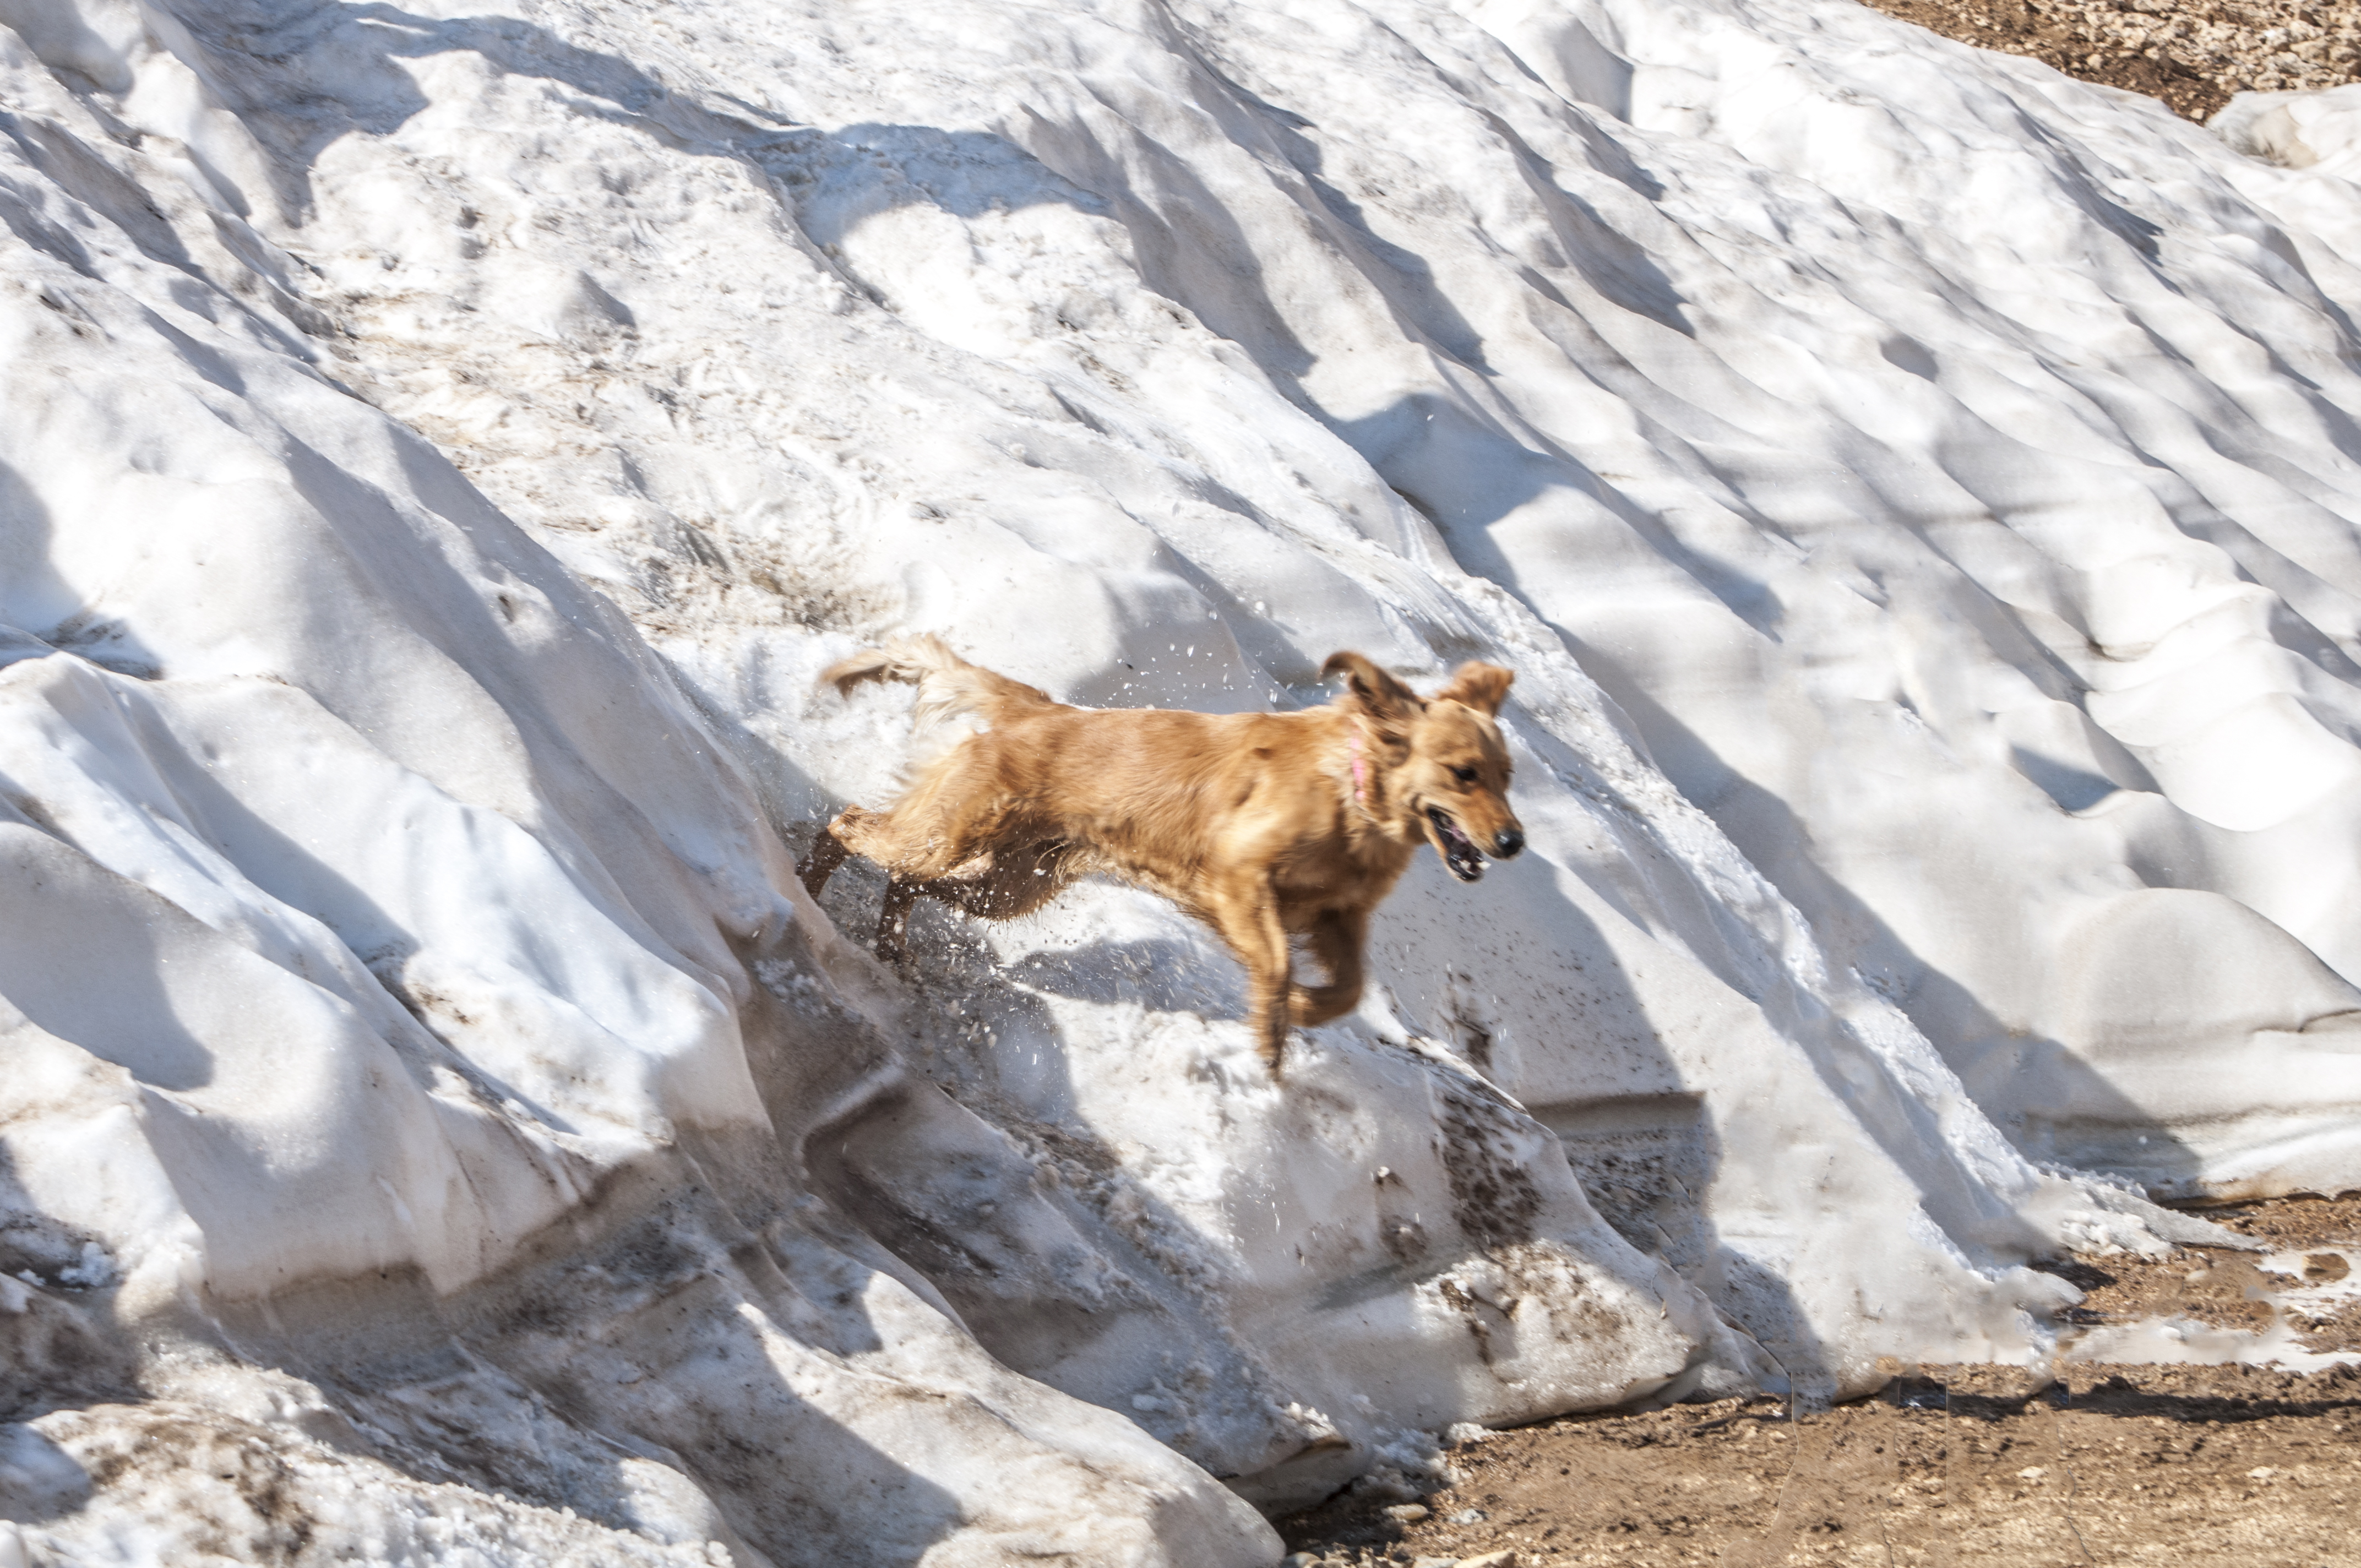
[1323,651,1422,729]
[1435,661,1514,716]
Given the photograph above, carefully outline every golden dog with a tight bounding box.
[798,636,1522,1070]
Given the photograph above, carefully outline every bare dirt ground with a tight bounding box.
[1280,1196,2361,1567]
[1852,0,2361,121]
[2040,1195,2361,1354]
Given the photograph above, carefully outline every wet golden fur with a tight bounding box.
[798,636,1522,1071]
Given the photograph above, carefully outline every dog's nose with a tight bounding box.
[1493,827,1525,859]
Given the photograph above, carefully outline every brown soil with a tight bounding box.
[1853,0,2361,122]
[2204,1193,2361,1250]
[1281,1196,2361,1566]
[2033,1194,2361,1353]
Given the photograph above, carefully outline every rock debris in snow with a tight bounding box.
[1858,0,2361,120]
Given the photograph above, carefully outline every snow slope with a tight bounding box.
[2,0,2360,1559]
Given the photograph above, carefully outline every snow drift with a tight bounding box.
[2,0,2359,1559]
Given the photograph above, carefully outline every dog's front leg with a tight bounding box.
[1211,880,1294,1073]
[1293,906,1367,1028]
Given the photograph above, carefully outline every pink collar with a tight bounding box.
[1347,727,1371,812]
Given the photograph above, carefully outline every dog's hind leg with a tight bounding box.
[876,875,920,962]
[1292,907,1368,1028]
[833,758,1010,885]
[824,804,903,864]
[798,820,853,899]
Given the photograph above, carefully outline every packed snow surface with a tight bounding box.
[4,0,2361,1559]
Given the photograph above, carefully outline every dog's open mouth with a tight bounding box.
[1427,807,1485,883]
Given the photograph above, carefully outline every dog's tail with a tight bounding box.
[823,634,1061,725]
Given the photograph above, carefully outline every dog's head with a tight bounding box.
[1324,652,1524,883]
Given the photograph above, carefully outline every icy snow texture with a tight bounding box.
[3,0,2361,1558]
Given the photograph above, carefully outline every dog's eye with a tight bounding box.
[1452,765,1477,785]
